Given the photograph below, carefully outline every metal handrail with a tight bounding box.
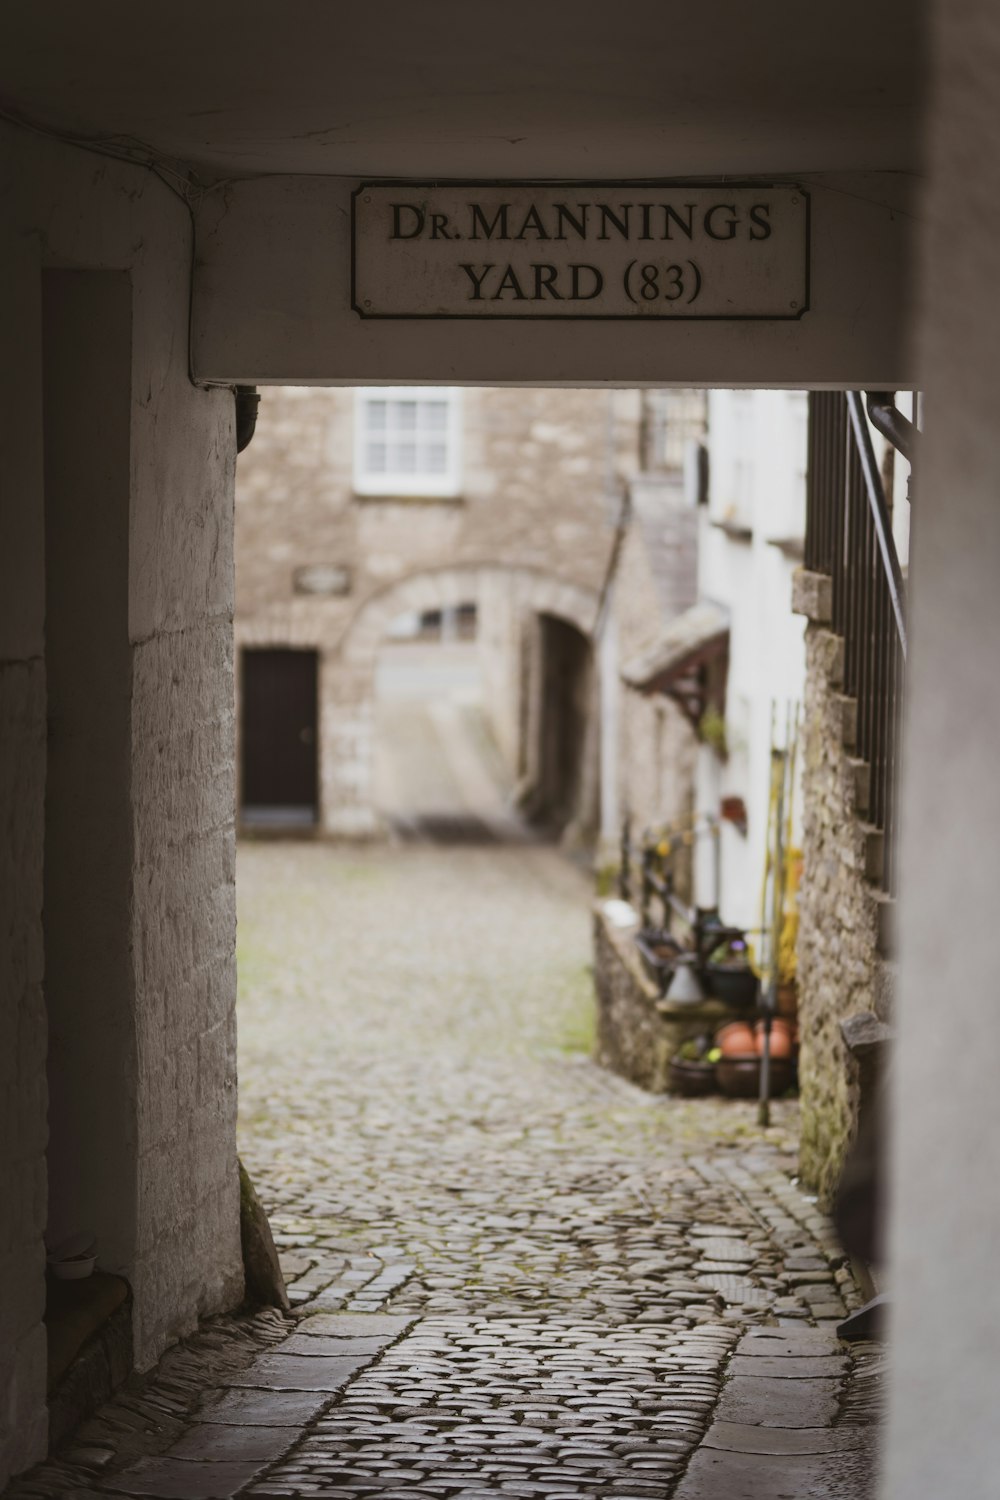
[804,391,910,895]
[846,391,908,659]
[865,391,919,467]
[618,813,723,931]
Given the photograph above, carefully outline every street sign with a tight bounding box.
[352,182,809,321]
[293,564,352,596]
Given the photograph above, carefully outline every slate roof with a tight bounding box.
[627,473,699,625]
[621,599,730,693]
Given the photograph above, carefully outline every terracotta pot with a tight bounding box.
[716,1055,794,1099]
[717,1021,756,1057]
[755,1017,795,1059]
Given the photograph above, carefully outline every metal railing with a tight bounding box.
[805,392,908,894]
[618,812,721,931]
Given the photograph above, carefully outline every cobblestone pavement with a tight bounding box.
[7,842,881,1498]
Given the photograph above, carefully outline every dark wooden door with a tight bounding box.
[241,649,318,821]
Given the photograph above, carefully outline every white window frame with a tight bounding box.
[353,387,463,497]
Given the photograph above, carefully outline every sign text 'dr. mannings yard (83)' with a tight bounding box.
[351,182,809,321]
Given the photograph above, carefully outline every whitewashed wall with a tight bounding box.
[693,391,808,933]
[0,120,242,1485]
[886,3,1000,1493]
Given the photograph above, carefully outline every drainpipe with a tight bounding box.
[593,488,631,853]
[235,385,260,454]
[593,488,631,638]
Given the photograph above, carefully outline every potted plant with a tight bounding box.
[714,1019,795,1098]
[668,1036,720,1097]
[704,934,759,1006]
[634,928,682,995]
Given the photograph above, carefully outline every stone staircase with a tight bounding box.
[792,568,894,1212]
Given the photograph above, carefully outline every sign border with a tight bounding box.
[350,179,811,323]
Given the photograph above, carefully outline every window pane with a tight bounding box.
[392,440,417,472]
[356,389,459,490]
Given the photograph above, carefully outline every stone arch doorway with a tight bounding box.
[518,611,599,842]
[322,563,599,837]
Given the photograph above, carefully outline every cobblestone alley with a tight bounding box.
[9,841,881,1499]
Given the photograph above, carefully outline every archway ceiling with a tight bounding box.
[0,0,922,180]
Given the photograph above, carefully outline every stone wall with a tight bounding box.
[796,593,889,1207]
[237,386,637,620]
[325,565,599,836]
[605,481,700,886]
[235,387,640,832]
[127,215,243,1357]
[0,120,243,1482]
[594,904,737,1092]
[130,622,242,1357]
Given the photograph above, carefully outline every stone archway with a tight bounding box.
[320,562,598,836]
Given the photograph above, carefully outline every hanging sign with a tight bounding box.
[351,182,809,321]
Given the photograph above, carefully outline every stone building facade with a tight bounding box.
[235,386,643,835]
[596,392,707,877]
[602,476,701,861]
[690,391,808,932]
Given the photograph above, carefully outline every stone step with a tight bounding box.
[837,695,858,752]
[840,1010,893,1061]
[874,956,897,1021]
[873,889,896,958]
[808,626,844,688]
[791,567,832,625]
[846,756,870,816]
[861,824,884,884]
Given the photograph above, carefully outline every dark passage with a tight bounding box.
[241,648,319,825]
[522,612,595,836]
